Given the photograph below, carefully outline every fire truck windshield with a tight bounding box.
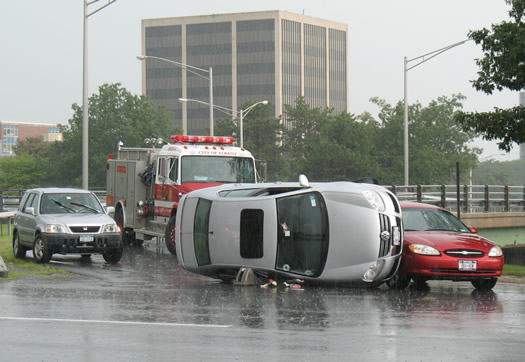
[181,156,255,184]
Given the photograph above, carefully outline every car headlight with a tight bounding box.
[102,224,120,233]
[46,224,67,233]
[362,190,385,211]
[488,246,503,257]
[409,244,440,256]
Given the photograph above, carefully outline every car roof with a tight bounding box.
[25,187,92,195]
[400,201,444,211]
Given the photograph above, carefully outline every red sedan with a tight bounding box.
[387,202,504,290]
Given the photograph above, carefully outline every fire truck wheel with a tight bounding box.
[115,207,132,246]
[165,216,177,256]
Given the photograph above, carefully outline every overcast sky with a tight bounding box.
[1,0,521,160]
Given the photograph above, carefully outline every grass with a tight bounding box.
[502,264,525,277]
[0,224,69,281]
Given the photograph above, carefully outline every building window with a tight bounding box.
[3,125,18,154]
[240,209,264,258]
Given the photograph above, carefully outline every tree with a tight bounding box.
[365,95,480,185]
[58,83,176,187]
[455,0,525,151]
[281,97,332,180]
[0,153,46,189]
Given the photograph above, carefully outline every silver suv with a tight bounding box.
[13,188,123,263]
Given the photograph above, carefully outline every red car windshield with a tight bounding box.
[403,208,471,233]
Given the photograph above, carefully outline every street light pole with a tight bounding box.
[137,55,213,136]
[82,0,117,190]
[179,98,267,147]
[239,100,268,148]
[403,39,468,186]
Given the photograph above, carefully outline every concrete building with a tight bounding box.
[141,10,348,135]
[0,121,62,155]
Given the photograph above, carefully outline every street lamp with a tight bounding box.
[403,39,468,186]
[179,98,268,148]
[82,0,117,190]
[137,55,213,136]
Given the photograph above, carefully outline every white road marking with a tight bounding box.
[0,316,231,328]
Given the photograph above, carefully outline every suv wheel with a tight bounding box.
[33,235,52,263]
[103,245,123,264]
[13,231,26,259]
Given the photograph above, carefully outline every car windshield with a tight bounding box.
[403,208,471,233]
[40,193,105,214]
[181,156,255,183]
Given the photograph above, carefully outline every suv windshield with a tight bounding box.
[181,156,255,183]
[40,193,105,214]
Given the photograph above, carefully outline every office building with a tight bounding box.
[0,121,62,155]
[141,10,348,135]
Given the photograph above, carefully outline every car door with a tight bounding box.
[17,192,39,245]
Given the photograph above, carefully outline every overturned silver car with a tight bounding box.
[175,176,403,286]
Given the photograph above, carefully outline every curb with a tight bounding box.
[0,255,8,278]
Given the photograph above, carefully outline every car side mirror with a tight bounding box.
[470,227,478,233]
[106,206,115,215]
[24,207,35,215]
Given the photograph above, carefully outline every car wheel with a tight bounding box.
[471,278,497,290]
[386,271,411,290]
[33,235,52,263]
[164,215,177,256]
[103,245,123,264]
[13,231,26,259]
[412,277,429,290]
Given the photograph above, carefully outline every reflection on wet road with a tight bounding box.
[1,240,524,361]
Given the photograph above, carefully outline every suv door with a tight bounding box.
[17,192,39,245]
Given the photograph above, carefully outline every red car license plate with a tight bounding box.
[459,260,477,271]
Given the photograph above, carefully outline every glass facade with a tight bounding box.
[145,25,183,130]
[187,22,232,135]
[329,29,347,113]
[143,12,347,135]
[282,19,302,127]
[236,19,275,113]
[304,24,327,109]
[2,125,18,154]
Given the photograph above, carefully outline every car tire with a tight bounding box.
[164,215,177,256]
[412,277,429,290]
[33,235,52,263]
[13,231,26,259]
[386,271,411,290]
[471,278,497,290]
[103,245,123,264]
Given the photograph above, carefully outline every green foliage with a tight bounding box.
[59,83,176,187]
[6,83,176,189]
[277,94,478,185]
[455,0,525,151]
[472,159,525,185]
[0,153,46,189]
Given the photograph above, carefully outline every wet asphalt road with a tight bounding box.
[1,239,525,361]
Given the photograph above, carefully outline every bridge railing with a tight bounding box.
[388,184,525,213]
[1,185,524,213]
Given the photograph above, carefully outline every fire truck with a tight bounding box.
[106,135,260,255]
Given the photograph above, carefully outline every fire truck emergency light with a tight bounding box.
[171,135,235,145]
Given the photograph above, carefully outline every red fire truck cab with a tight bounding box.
[106,135,259,255]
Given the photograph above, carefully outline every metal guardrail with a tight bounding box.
[1,185,524,214]
[389,185,525,213]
